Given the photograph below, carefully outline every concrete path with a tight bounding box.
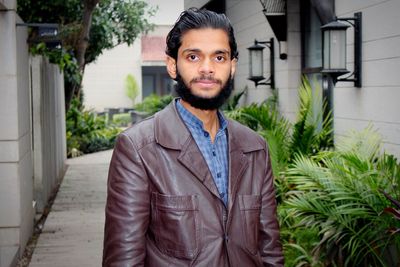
[29,149,113,267]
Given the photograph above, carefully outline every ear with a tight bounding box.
[166,56,177,79]
[230,58,237,77]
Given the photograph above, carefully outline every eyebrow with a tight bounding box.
[181,48,231,56]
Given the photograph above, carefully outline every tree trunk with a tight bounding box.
[65,0,100,110]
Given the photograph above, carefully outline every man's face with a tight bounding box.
[166,28,237,110]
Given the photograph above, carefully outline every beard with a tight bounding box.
[174,72,234,110]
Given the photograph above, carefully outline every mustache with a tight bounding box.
[190,76,222,85]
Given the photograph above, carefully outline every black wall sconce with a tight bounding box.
[321,12,362,87]
[247,38,275,88]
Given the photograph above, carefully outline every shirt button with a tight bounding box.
[220,192,225,198]
[212,151,216,156]
[204,132,209,137]
[217,172,221,178]
[224,235,229,242]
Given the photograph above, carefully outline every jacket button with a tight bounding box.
[224,235,229,242]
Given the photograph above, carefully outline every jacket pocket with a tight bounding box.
[152,192,199,260]
[238,194,261,255]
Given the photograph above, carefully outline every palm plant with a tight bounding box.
[226,76,332,201]
[225,91,291,180]
[289,77,333,159]
[134,94,173,116]
[283,126,400,266]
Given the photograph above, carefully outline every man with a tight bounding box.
[103,8,283,266]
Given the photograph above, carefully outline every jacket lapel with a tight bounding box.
[155,100,221,199]
[227,133,249,212]
[177,138,221,198]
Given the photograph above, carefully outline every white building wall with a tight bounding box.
[31,56,67,213]
[226,0,301,121]
[226,0,273,103]
[334,0,400,156]
[83,42,142,111]
[185,0,210,9]
[0,3,34,266]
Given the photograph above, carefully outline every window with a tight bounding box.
[301,0,334,130]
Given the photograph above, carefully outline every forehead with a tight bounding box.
[179,28,230,54]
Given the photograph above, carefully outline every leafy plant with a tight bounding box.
[283,126,400,266]
[289,77,333,159]
[66,97,122,157]
[112,113,131,127]
[226,77,332,200]
[222,88,247,111]
[125,74,139,105]
[134,94,173,116]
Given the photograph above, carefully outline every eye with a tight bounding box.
[215,55,226,62]
[187,54,199,62]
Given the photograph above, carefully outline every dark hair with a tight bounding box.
[166,8,238,60]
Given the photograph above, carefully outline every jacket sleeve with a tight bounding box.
[103,133,150,267]
[259,146,284,266]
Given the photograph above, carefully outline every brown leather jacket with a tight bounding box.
[103,101,284,266]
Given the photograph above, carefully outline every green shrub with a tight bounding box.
[125,74,139,105]
[66,97,122,157]
[112,113,131,127]
[282,126,400,266]
[134,94,173,116]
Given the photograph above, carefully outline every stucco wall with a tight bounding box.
[0,5,34,266]
[225,0,301,122]
[0,3,67,265]
[185,0,210,9]
[333,0,400,156]
[82,42,142,111]
[31,56,67,213]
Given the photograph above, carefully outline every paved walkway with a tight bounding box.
[29,150,113,267]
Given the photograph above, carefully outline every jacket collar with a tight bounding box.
[154,99,191,150]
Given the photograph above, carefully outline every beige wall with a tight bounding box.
[333,0,400,156]
[184,0,210,9]
[226,0,301,123]
[0,2,67,265]
[82,42,142,111]
[0,4,34,265]
[31,56,67,213]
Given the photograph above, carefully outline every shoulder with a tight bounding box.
[119,115,156,150]
[227,118,267,152]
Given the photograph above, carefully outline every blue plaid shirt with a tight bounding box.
[176,100,229,205]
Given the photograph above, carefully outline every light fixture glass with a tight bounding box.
[248,43,265,81]
[321,20,349,76]
[247,38,275,87]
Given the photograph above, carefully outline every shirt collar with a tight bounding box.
[176,99,228,132]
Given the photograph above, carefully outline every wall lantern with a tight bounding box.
[321,12,362,87]
[247,38,275,88]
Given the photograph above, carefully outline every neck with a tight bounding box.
[180,99,219,141]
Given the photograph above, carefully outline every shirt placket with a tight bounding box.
[214,131,227,204]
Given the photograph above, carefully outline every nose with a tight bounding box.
[198,58,215,75]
